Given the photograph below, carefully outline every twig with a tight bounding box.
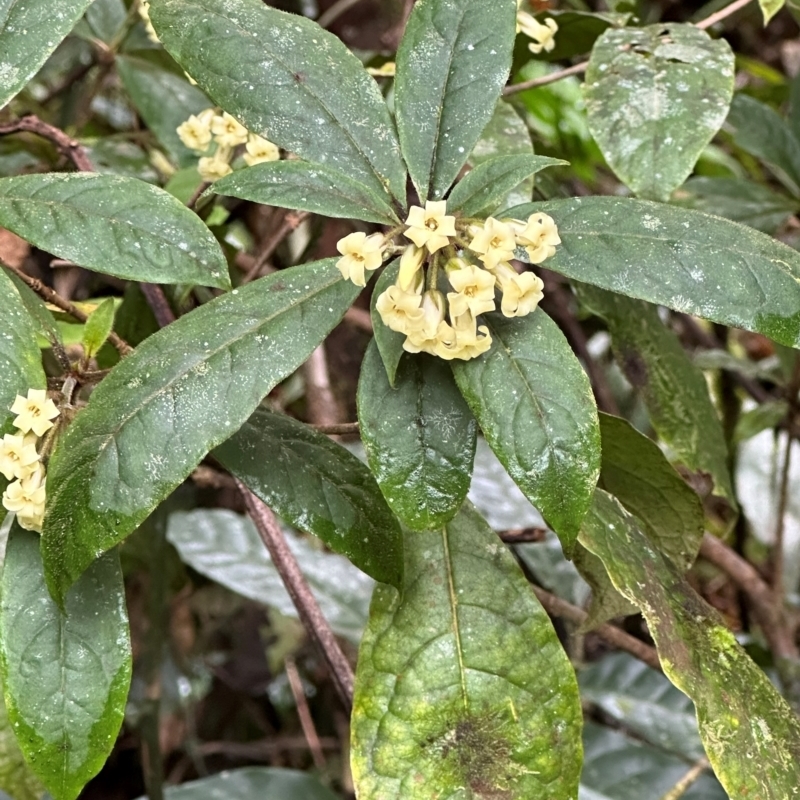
[498,528,548,544]
[236,480,355,709]
[140,283,177,327]
[318,0,365,28]
[3,261,133,357]
[0,115,93,171]
[285,658,327,771]
[530,584,663,672]
[503,61,589,97]
[186,180,210,212]
[695,0,754,29]
[304,345,341,428]
[243,211,310,284]
[344,305,373,334]
[313,422,360,435]
[659,758,710,800]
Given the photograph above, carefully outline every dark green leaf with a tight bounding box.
[41,260,359,604]
[733,399,788,443]
[395,0,517,201]
[369,260,405,386]
[351,503,582,799]
[84,0,126,43]
[0,676,45,800]
[599,412,705,569]
[149,0,406,203]
[2,268,63,350]
[572,543,636,628]
[727,93,800,197]
[447,155,566,218]
[358,343,477,531]
[166,509,372,643]
[507,196,800,349]
[214,407,403,587]
[211,160,399,225]
[581,490,800,798]
[81,298,116,359]
[580,286,734,505]
[136,767,340,799]
[584,24,734,201]
[452,310,600,550]
[0,0,93,109]
[0,525,131,800]
[117,52,212,168]
[0,174,230,288]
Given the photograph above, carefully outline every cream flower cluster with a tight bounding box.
[516,7,559,55]
[334,199,561,362]
[1,389,60,532]
[176,109,280,181]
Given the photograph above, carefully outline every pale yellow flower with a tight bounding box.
[403,290,446,353]
[376,285,425,333]
[495,262,544,317]
[404,201,457,254]
[2,466,46,532]
[468,217,517,270]
[243,134,280,166]
[211,112,249,147]
[397,244,426,291]
[0,433,40,481]
[10,389,59,437]
[517,13,558,54]
[198,155,233,182]
[446,262,496,318]
[139,0,160,43]
[335,232,386,287]
[450,311,492,360]
[430,320,461,360]
[176,110,215,152]
[511,212,560,263]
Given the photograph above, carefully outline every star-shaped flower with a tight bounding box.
[468,217,518,270]
[10,389,59,437]
[335,232,386,286]
[0,433,40,481]
[404,201,457,254]
[511,212,561,263]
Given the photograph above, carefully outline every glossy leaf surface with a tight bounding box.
[0,677,44,800]
[351,503,582,799]
[452,310,600,550]
[584,24,734,201]
[358,343,477,531]
[508,196,800,348]
[149,0,406,202]
[395,0,517,201]
[42,260,359,603]
[0,526,130,800]
[0,174,229,288]
[2,267,63,350]
[214,407,403,587]
[370,260,405,386]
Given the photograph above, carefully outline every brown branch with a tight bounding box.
[695,0,754,29]
[0,115,93,172]
[236,480,355,709]
[312,422,360,436]
[531,584,663,672]
[304,345,341,428]
[186,180,210,212]
[660,758,711,800]
[503,61,589,97]
[140,283,177,327]
[285,658,326,770]
[498,528,548,544]
[243,211,310,284]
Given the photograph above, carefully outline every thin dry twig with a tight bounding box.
[659,758,711,800]
[0,115,93,171]
[236,480,355,709]
[318,0,365,28]
[285,658,327,771]
[140,283,177,327]
[695,0,754,29]
[313,422,360,436]
[304,345,341,428]
[243,210,310,284]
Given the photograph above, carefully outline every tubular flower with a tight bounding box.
[450,311,493,360]
[336,232,386,287]
[511,212,561,263]
[2,467,46,533]
[10,389,59,437]
[446,262,496,318]
[495,263,545,318]
[244,134,280,166]
[211,112,249,147]
[0,433,40,481]
[468,217,517,269]
[397,244,426,291]
[176,110,214,152]
[404,201,457,254]
[376,284,425,333]
[403,290,446,353]
[517,13,558,54]
[198,155,233,182]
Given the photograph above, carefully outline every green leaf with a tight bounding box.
[211,160,399,225]
[0,0,93,110]
[41,260,359,604]
[213,407,403,587]
[727,93,800,197]
[2,267,63,350]
[584,24,734,201]
[148,0,406,203]
[507,196,800,349]
[81,298,116,359]
[370,259,405,386]
[598,413,705,569]
[452,310,600,550]
[0,174,230,289]
[572,543,636,628]
[580,286,734,505]
[84,0,127,42]
[166,509,372,643]
[447,155,566,218]
[0,677,45,800]
[351,503,582,799]
[733,399,788,443]
[117,52,212,168]
[395,0,517,201]
[759,0,786,26]
[358,342,477,531]
[0,525,131,800]
[135,767,340,799]
[580,490,800,798]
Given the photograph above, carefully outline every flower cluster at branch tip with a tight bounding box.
[516,4,559,55]
[335,200,560,362]
[1,389,60,533]
[177,109,280,182]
